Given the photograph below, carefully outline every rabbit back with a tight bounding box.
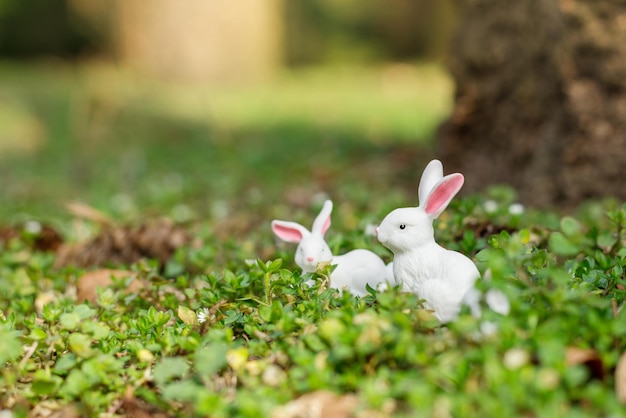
[331,249,387,296]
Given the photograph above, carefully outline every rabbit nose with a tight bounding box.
[306,256,314,262]
[375,226,379,236]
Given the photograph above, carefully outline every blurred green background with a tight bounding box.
[0,0,456,227]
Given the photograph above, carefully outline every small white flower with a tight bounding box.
[0,409,14,418]
[24,220,42,235]
[479,321,499,337]
[508,203,525,216]
[197,307,211,324]
[376,282,389,292]
[503,348,530,370]
[485,289,511,316]
[484,200,499,213]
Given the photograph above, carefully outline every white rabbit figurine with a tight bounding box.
[272,200,389,297]
[376,159,480,322]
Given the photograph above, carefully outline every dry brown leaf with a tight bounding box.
[272,390,359,418]
[211,210,258,241]
[615,352,626,405]
[462,220,519,240]
[35,291,58,313]
[122,386,173,418]
[65,201,113,225]
[565,347,604,380]
[49,405,82,418]
[33,224,64,251]
[55,218,189,269]
[76,269,142,303]
[0,223,63,252]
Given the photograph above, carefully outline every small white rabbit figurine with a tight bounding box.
[376,159,480,322]
[272,200,389,297]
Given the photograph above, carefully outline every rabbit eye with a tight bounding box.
[399,224,406,230]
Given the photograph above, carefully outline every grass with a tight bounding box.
[0,61,451,225]
[1,62,626,417]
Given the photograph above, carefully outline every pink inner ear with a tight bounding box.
[272,224,304,242]
[425,175,464,215]
[321,217,331,235]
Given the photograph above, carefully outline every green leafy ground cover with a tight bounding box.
[1,63,626,417]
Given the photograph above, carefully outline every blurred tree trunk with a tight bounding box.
[113,0,283,82]
[438,0,626,207]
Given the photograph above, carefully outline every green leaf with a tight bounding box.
[153,357,190,386]
[81,354,124,379]
[0,323,22,365]
[268,258,283,272]
[162,380,202,402]
[259,301,283,323]
[194,343,229,377]
[259,305,272,322]
[280,269,294,282]
[318,318,346,342]
[54,354,78,375]
[595,251,610,269]
[530,249,548,268]
[487,235,502,249]
[60,369,91,398]
[223,311,243,325]
[177,306,198,325]
[303,334,326,352]
[31,370,61,395]
[164,260,185,277]
[32,378,59,395]
[60,306,98,331]
[518,228,531,244]
[28,327,47,341]
[549,232,580,256]
[597,232,617,249]
[257,258,269,273]
[68,333,94,358]
[74,305,97,319]
[81,320,110,340]
[60,312,81,330]
[226,348,249,372]
[560,216,583,237]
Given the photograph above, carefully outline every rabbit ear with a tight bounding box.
[271,220,310,243]
[423,173,464,218]
[418,159,444,205]
[311,200,333,236]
